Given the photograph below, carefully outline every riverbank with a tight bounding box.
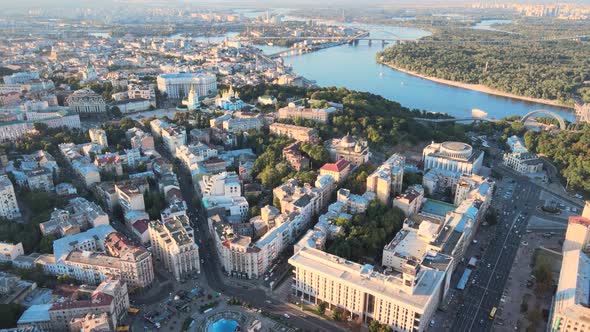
[381,63,573,110]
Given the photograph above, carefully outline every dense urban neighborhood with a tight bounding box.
[0,2,589,332]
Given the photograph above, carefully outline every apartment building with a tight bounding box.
[175,143,218,170]
[393,185,425,217]
[198,171,241,198]
[148,216,200,281]
[18,278,129,332]
[282,142,310,172]
[366,153,405,204]
[89,128,108,147]
[40,197,109,237]
[115,181,146,213]
[161,125,186,155]
[209,210,306,279]
[126,127,155,151]
[36,225,154,289]
[0,175,20,220]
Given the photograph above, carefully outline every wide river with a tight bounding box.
[260,21,574,121]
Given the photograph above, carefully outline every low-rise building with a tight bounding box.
[282,142,310,172]
[112,98,151,113]
[269,123,319,143]
[277,102,338,124]
[502,152,545,180]
[40,197,109,238]
[0,242,24,262]
[319,159,351,183]
[126,127,154,151]
[393,185,425,217]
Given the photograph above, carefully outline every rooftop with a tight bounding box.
[289,246,445,311]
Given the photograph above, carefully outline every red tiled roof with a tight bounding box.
[569,215,590,227]
[320,159,350,173]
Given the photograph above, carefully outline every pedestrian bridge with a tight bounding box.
[520,109,567,130]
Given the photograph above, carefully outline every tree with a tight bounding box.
[40,235,54,254]
[317,302,326,315]
[0,303,24,328]
[534,261,554,296]
[109,106,122,118]
[332,308,344,321]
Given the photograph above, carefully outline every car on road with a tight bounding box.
[283,314,290,319]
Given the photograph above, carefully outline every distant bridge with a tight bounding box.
[238,34,589,45]
[415,109,569,131]
[414,117,498,123]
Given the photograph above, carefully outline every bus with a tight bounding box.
[127,307,140,315]
[116,326,130,332]
[489,307,497,319]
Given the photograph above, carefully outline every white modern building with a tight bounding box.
[156,72,217,99]
[549,202,590,332]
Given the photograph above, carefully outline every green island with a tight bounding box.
[378,21,590,106]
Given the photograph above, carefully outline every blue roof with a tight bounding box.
[53,224,116,262]
[17,304,51,324]
[457,268,472,290]
[422,200,455,218]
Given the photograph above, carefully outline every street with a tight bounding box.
[450,178,537,332]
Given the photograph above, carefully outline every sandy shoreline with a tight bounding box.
[382,63,573,109]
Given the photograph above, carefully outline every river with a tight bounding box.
[265,19,574,121]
